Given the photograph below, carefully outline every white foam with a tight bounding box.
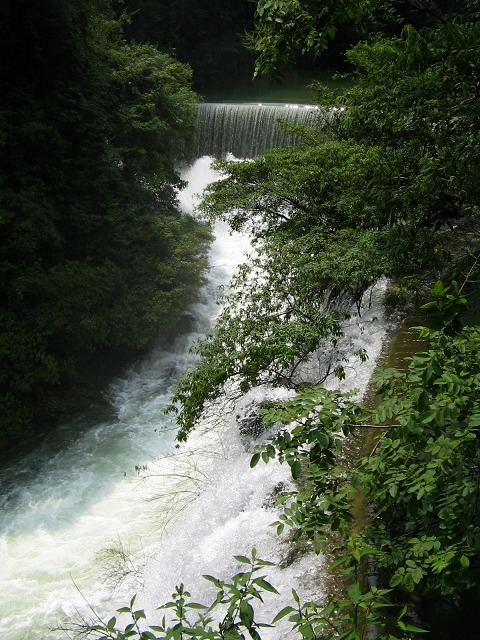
[0,157,388,640]
[0,157,249,639]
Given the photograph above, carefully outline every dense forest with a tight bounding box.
[80,1,480,639]
[1,0,480,638]
[112,0,257,92]
[0,0,213,448]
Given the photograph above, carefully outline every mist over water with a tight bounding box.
[0,155,388,639]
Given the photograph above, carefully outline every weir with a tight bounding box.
[198,102,320,158]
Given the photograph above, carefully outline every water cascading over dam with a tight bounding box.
[0,103,385,640]
[197,102,320,158]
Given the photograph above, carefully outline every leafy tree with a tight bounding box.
[171,232,352,441]
[248,1,475,77]
[0,0,210,445]
[166,0,480,634]
[341,15,480,223]
[248,282,480,629]
[113,0,257,91]
[169,0,480,438]
[248,0,382,78]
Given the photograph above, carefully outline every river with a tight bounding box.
[0,107,389,639]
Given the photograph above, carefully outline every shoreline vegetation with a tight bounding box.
[2,1,479,639]
[0,0,212,451]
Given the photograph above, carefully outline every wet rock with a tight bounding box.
[236,401,266,447]
[262,481,288,510]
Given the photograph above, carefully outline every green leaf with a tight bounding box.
[290,460,302,480]
[468,414,480,427]
[272,606,296,623]
[234,555,252,564]
[404,572,415,592]
[399,622,428,633]
[256,558,275,567]
[347,581,362,605]
[240,600,255,630]
[432,280,445,296]
[203,574,222,588]
[250,452,261,468]
[460,555,470,568]
[329,554,350,570]
[254,578,279,594]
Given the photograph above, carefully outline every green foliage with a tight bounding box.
[248,1,478,78]
[201,142,415,241]
[168,230,365,441]
[362,318,480,597]
[169,289,479,637]
[245,2,480,291]
[420,280,467,331]
[114,0,256,91]
[253,386,365,539]
[247,283,480,625]
[108,41,199,172]
[0,0,210,444]
[275,537,426,640]
[171,135,433,439]
[171,0,480,443]
[76,550,421,640]
[248,0,380,78]
[72,551,277,640]
[341,15,480,233]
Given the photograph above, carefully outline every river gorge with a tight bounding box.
[1,105,389,639]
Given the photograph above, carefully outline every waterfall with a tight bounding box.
[198,103,320,158]
[0,106,386,640]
